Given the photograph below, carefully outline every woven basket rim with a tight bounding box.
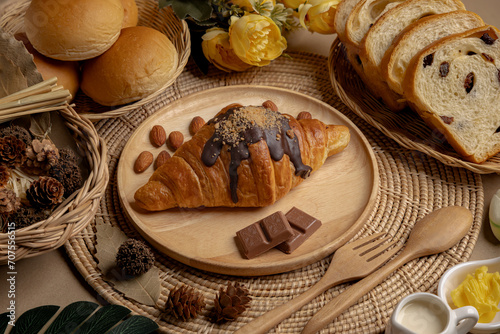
[329,37,500,174]
[0,103,109,264]
[0,0,191,121]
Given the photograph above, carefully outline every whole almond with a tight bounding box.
[189,116,205,135]
[297,111,312,120]
[262,100,278,111]
[150,125,166,147]
[168,131,184,151]
[134,151,153,173]
[154,150,171,170]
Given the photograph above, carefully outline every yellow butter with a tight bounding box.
[451,266,500,323]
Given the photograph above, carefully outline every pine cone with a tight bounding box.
[49,159,82,197]
[0,136,27,168]
[0,125,32,146]
[26,176,64,208]
[211,282,251,323]
[0,165,10,187]
[0,188,20,215]
[11,206,50,229]
[25,139,59,174]
[165,285,205,321]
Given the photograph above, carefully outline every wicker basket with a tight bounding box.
[0,0,191,121]
[329,37,500,174]
[0,103,108,264]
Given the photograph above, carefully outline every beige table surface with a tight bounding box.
[0,0,499,329]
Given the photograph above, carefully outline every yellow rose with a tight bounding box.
[280,0,306,10]
[232,0,276,11]
[201,28,252,72]
[298,0,340,34]
[229,14,287,66]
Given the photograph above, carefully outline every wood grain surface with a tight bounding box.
[117,86,379,276]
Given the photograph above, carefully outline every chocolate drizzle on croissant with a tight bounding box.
[201,105,312,203]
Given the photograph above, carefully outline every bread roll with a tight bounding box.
[121,0,139,28]
[15,33,79,99]
[381,10,484,95]
[81,26,178,106]
[403,25,500,163]
[24,0,124,61]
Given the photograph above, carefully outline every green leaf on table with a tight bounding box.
[95,219,162,306]
[159,0,212,22]
[106,315,158,334]
[10,305,59,334]
[74,305,130,334]
[45,301,99,334]
[0,312,9,334]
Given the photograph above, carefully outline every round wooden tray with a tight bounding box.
[117,86,379,276]
[329,37,500,174]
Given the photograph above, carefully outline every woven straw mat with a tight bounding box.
[65,51,484,334]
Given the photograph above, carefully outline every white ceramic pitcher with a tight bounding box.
[386,292,479,334]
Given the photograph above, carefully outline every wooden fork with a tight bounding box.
[234,232,402,334]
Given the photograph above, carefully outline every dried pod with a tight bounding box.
[0,188,20,215]
[116,238,155,276]
[0,165,10,187]
[24,138,59,174]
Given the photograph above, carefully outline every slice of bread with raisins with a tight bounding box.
[403,26,500,163]
[381,10,484,96]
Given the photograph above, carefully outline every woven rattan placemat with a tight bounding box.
[65,51,484,333]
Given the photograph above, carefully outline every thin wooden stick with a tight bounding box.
[0,77,58,104]
[0,90,71,113]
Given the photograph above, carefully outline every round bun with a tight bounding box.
[81,26,179,106]
[24,0,124,61]
[121,0,139,28]
[15,33,80,100]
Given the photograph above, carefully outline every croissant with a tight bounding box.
[134,102,350,211]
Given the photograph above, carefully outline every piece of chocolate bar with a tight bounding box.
[236,211,293,259]
[276,207,322,254]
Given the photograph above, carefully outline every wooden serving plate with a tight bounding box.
[117,86,379,276]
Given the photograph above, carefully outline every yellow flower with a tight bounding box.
[201,28,252,72]
[229,14,287,66]
[232,0,276,11]
[298,0,340,34]
[280,0,306,10]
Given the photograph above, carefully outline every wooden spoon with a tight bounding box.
[301,206,473,334]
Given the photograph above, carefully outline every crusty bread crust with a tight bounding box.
[334,0,362,42]
[403,25,500,163]
[381,10,484,95]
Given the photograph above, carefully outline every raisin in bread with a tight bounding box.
[358,0,466,111]
[381,10,484,95]
[403,25,500,163]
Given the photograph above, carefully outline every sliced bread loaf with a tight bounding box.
[334,0,363,42]
[359,0,466,111]
[381,10,483,95]
[344,0,407,50]
[403,25,500,163]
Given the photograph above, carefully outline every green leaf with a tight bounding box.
[0,312,9,334]
[45,301,99,334]
[11,305,59,334]
[160,0,212,21]
[74,305,130,334]
[106,315,158,334]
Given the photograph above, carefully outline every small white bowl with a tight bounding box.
[437,257,500,334]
